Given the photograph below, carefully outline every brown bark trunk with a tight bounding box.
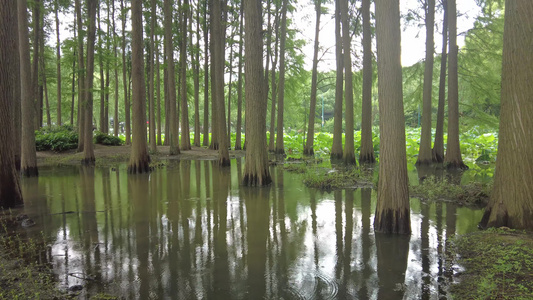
[113,0,119,137]
[443,0,467,170]
[417,0,436,165]
[121,0,131,145]
[1,0,24,207]
[149,0,157,152]
[330,0,344,162]
[76,0,86,152]
[304,0,322,157]
[432,0,448,163]
[479,1,533,230]
[55,3,62,126]
[164,0,180,154]
[242,0,272,186]
[156,34,162,145]
[202,0,209,147]
[359,0,375,164]
[193,3,201,147]
[235,4,244,151]
[373,0,410,234]
[275,0,289,156]
[82,0,97,166]
[19,0,38,177]
[128,0,151,173]
[268,4,280,153]
[32,0,41,131]
[341,0,356,165]
[180,0,191,151]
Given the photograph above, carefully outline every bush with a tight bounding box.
[93,131,123,146]
[35,125,78,152]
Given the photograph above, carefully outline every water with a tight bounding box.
[18,159,483,299]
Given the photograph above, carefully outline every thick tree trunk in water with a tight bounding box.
[1,0,24,208]
[275,0,289,156]
[128,0,151,173]
[164,0,180,154]
[75,0,86,152]
[433,0,447,163]
[19,0,38,177]
[55,4,62,126]
[374,0,410,234]
[417,0,436,165]
[235,6,244,151]
[359,0,375,164]
[479,1,533,230]
[330,0,343,162]
[180,0,191,151]
[82,0,97,166]
[443,0,467,170]
[304,0,321,157]
[242,0,272,186]
[340,0,356,165]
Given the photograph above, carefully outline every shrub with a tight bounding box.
[35,125,78,152]
[93,131,123,146]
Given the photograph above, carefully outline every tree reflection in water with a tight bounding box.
[16,162,483,299]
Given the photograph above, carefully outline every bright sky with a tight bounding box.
[295,0,482,70]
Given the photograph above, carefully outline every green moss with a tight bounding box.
[410,175,491,206]
[452,228,533,300]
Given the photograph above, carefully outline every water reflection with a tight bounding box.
[19,162,484,299]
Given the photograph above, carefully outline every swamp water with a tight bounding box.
[17,159,483,299]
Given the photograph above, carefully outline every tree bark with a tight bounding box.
[193,2,201,147]
[121,0,131,145]
[180,0,191,150]
[1,0,24,208]
[304,0,322,157]
[156,33,162,145]
[417,0,436,165]
[82,0,97,166]
[275,0,289,156]
[235,4,244,150]
[76,0,86,152]
[330,0,344,162]
[432,0,448,163]
[55,2,62,126]
[128,0,151,173]
[113,0,119,137]
[202,0,209,147]
[359,0,375,164]
[479,1,533,230]
[19,0,38,177]
[268,4,280,152]
[242,0,272,186]
[32,0,41,131]
[149,0,157,152]
[443,0,467,169]
[164,0,180,154]
[373,0,410,234]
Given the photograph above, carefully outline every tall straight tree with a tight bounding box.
[201,0,209,147]
[268,2,280,152]
[275,0,289,156]
[156,34,162,145]
[479,1,533,230]
[303,0,322,156]
[75,0,86,152]
[55,0,62,126]
[82,0,98,166]
[148,0,157,152]
[113,0,119,137]
[242,0,272,186]
[443,0,467,169]
[128,0,151,173]
[121,0,131,145]
[433,0,447,163]
[234,3,244,150]
[13,0,21,171]
[359,0,375,164]
[164,0,180,155]
[180,0,191,150]
[19,0,38,177]
[0,0,24,208]
[330,0,343,161]
[416,0,436,165]
[192,0,201,147]
[340,0,356,165]
[374,0,410,234]
[31,0,41,130]
[212,0,229,165]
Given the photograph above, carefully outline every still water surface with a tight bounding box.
[20,159,483,299]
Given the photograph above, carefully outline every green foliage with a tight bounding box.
[452,229,533,299]
[35,125,78,152]
[93,131,124,146]
[410,175,491,206]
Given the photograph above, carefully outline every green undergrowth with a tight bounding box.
[452,228,533,300]
[36,125,79,152]
[410,175,491,206]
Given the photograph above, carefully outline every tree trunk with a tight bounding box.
[19,0,38,177]
[212,0,229,165]
[98,8,105,132]
[275,0,289,156]
[121,0,131,145]
[32,0,41,131]
[13,3,21,171]
[55,2,62,126]
[149,0,157,152]
[341,0,356,165]
[113,0,119,137]
[156,33,162,145]
[193,3,201,147]
[75,0,86,152]
[235,4,244,151]
[304,0,321,157]
[359,0,375,164]
[70,15,77,126]
[226,44,234,141]
[479,1,533,230]
[180,0,191,150]
[417,0,436,165]
[202,0,209,147]
[164,0,180,154]
[40,47,51,127]
[330,0,344,162]
[443,0,467,169]
[432,0,447,163]
[82,0,97,166]
[263,0,272,151]
[268,4,280,152]
[128,0,151,173]
[1,0,24,208]
[373,0,410,234]
[242,0,272,186]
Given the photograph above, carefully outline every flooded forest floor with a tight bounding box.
[1,145,532,299]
